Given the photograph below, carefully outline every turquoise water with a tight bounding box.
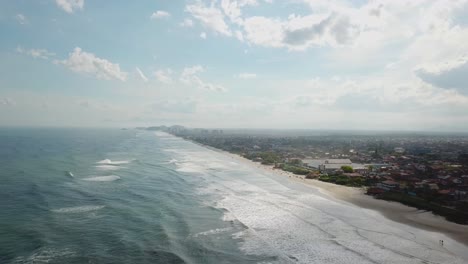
[1,128,467,264]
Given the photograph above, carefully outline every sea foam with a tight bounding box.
[96,159,132,165]
[13,248,76,264]
[82,175,121,182]
[193,227,233,238]
[52,205,105,213]
[166,140,467,264]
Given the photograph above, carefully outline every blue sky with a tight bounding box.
[1,0,468,131]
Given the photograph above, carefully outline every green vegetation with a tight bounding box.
[244,152,281,165]
[341,165,353,173]
[318,174,364,187]
[281,164,311,175]
[377,192,468,224]
[288,159,302,165]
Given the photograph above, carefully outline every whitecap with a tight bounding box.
[194,227,233,237]
[82,175,121,182]
[165,159,178,164]
[96,159,132,165]
[13,248,76,263]
[52,205,105,213]
[175,162,205,173]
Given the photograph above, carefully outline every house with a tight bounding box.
[324,159,352,164]
[304,158,368,174]
[343,172,363,179]
[377,180,400,191]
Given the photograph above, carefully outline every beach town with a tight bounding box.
[143,126,468,229]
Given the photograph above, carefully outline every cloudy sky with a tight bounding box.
[1,0,468,131]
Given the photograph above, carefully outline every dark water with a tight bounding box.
[0,128,262,263]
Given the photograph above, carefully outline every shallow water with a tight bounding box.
[0,128,467,263]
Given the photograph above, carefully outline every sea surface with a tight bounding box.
[1,128,467,264]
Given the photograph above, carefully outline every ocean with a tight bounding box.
[0,128,467,264]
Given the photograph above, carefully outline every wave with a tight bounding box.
[166,159,178,164]
[65,171,74,177]
[82,175,121,182]
[13,248,76,264]
[52,205,105,213]
[193,227,233,238]
[96,159,133,165]
[175,162,206,173]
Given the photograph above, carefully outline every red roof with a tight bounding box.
[382,180,399,185]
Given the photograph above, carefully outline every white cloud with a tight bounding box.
[57,47,127,81]
[226,0,468,54]
[135,67,148,82]
[220,0,258,24]
[241,13,360,51]
[181,65,204,79]
[186,2,232,36]
[415,55,468,93]
[16,46,55,59]
[242,16,284,48]
[237,73,257,79]
[151,10,171,19]
[154,68,173,84]
[200,32,207,39]
[0,98,16,106]
[180,18,194,27]
[235,30,244,41]
[55,0,84,13]
[15,14,27,24]
[180,65,226,92]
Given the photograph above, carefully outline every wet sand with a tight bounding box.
[222,151,468,247]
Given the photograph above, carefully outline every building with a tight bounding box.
[377,180,400,191]
[394,147,405,153]
[324,159,352,164]
[304,159,368,174]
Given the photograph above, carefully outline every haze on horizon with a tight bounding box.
[1,0,468,131]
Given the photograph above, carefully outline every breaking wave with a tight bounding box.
[96,159,132,165]
[12,248,76,264]
[82,175,121,182]
[193,227,233,238]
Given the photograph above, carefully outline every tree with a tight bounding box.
[341,165,354,173]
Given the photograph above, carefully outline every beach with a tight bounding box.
[222,150,468,248]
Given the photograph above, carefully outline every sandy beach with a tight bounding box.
[222,150,468,247]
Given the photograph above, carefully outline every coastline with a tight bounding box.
[217,149,468,247]
[178,134,468,247]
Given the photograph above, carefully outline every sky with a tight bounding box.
[1,0,468,131]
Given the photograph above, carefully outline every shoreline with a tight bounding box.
[177,134,468,247]
[219,149,468,247]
